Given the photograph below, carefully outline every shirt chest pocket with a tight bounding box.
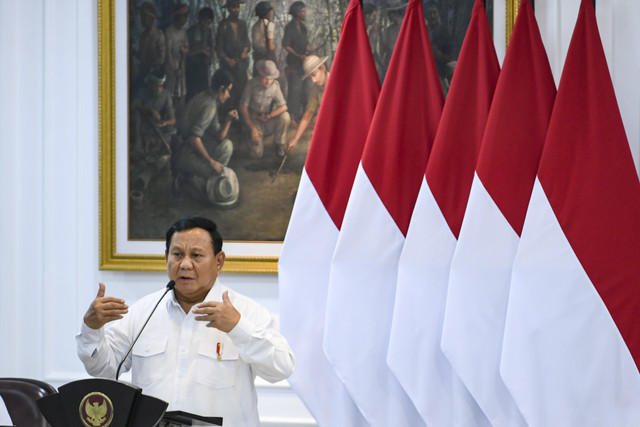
[132,337,168,386]
[195,339,239,389]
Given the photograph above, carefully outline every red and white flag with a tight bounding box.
[279,0,380,425]
[323,0,443,424]
[501,0,640,424]
[387,1,498,425]
[441,1,556,425]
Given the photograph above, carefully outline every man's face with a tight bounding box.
[165,228,225,304]
[175,13,188,28]
[425,7,440,27]
[298,8,306,21]
[199,17,213,30]
[391,11,403,24]
[151,81,164,95]
[260,77,274,88]
[366,11,377,26]
[218,83,233,103]
[229,4,241,19]
[309,66,327,86]
[140,13,155,30]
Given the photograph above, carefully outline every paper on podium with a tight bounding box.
[162,410,223,426]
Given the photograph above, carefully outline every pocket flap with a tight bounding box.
[132,337,168,357]
[199,339,239,361]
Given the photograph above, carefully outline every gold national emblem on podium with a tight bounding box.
[79,392,114,427]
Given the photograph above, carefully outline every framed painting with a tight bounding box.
[99,0,514,273]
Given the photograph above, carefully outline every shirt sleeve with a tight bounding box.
[163,92,176,119]
[76,319,133,379]
[227,297,295,383]
[188,101,216,138]
[267,21,275,40]
[204,105,221,139]
[240,20,251,49]
[156,30,167,66]
[165,29,175,63]
[215,22,227,59]
[281,23,292,49]
[305,85,321,114]
[272,82,286,108]
[239,80,253,107]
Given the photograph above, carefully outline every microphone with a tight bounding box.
[116,280,175,380]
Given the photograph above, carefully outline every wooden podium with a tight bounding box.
[36,378,222,426]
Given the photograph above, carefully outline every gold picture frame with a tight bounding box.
[99,0,280,274]
[506,0,521,46]
[98,0,516,274]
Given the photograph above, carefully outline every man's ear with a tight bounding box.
[165,249,168,261]
[216,251,226,272]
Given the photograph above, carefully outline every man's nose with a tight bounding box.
[179,256,194,268]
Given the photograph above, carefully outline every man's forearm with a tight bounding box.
[76,323,121,378]
[294,111,312,140]
[239,106,255,130]
[227,315,295,383]
[270,105,288,118]
[190,136,214,163]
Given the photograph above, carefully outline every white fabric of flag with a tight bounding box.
[387,1,497,425]
[279,0,379,425]
[441,1,555,425]
[280,174,368,426]
[323,0,443,424]
[501,0,640,425]
[501,179,640,426]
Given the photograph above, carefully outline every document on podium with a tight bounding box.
[0,395,13,427]
[162,410,223,426]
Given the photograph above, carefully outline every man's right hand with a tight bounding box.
[251,126,262,143]
[287,137,299,153]
[149,109,161,121]
[209,158,224,175]
[83,282,128,330]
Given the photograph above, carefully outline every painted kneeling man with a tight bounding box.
[76,216,295,427]
[239,59,291,158]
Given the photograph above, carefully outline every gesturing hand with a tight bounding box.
[193,290,241,333]
[83,282,128,330]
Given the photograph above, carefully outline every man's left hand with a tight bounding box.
[193,291,241,332]
[287,138,298,153]
[226,110,239,121]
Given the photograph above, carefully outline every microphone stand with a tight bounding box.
[116,280,176,380]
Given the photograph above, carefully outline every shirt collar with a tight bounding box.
[168,279,224,309]
[205,280,224,302]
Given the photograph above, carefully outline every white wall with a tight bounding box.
[0,1,314,425]
[535,0,640,171]
[0,1,638,426]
